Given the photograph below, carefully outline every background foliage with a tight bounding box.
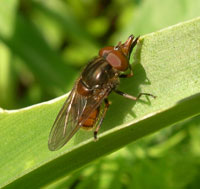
[0,0,200,188]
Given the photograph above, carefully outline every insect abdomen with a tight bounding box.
[82,108,99,129]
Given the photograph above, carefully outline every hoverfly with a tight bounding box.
[48,35,155,151]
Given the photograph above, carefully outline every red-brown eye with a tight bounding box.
[99,46,114,57]
[105,50,128,71]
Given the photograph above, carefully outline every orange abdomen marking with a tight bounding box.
[82,108,99,129]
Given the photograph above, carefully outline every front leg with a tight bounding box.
[114,89,156,101]
[119,64,133,78]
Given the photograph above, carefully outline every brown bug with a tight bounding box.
[48,35,155,151]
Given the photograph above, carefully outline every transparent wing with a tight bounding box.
[78,88,111,126]
[48,86,86,151]
[48,83,112,151]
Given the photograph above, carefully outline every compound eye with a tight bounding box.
[105,50,128,71]
[99,46,114,57]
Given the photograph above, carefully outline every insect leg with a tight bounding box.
[119,64,133,78]
[114,89,156,101]
[94,98,110,141]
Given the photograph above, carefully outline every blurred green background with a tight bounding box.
[0,0,200,188]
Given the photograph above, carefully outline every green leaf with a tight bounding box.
[115,0,200,40]
[0,42,16,109]
[45,116,200,189]
[0,0,77,94]
[31,0,97,46]
[0,0,18,38]
[1,17,200,188]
